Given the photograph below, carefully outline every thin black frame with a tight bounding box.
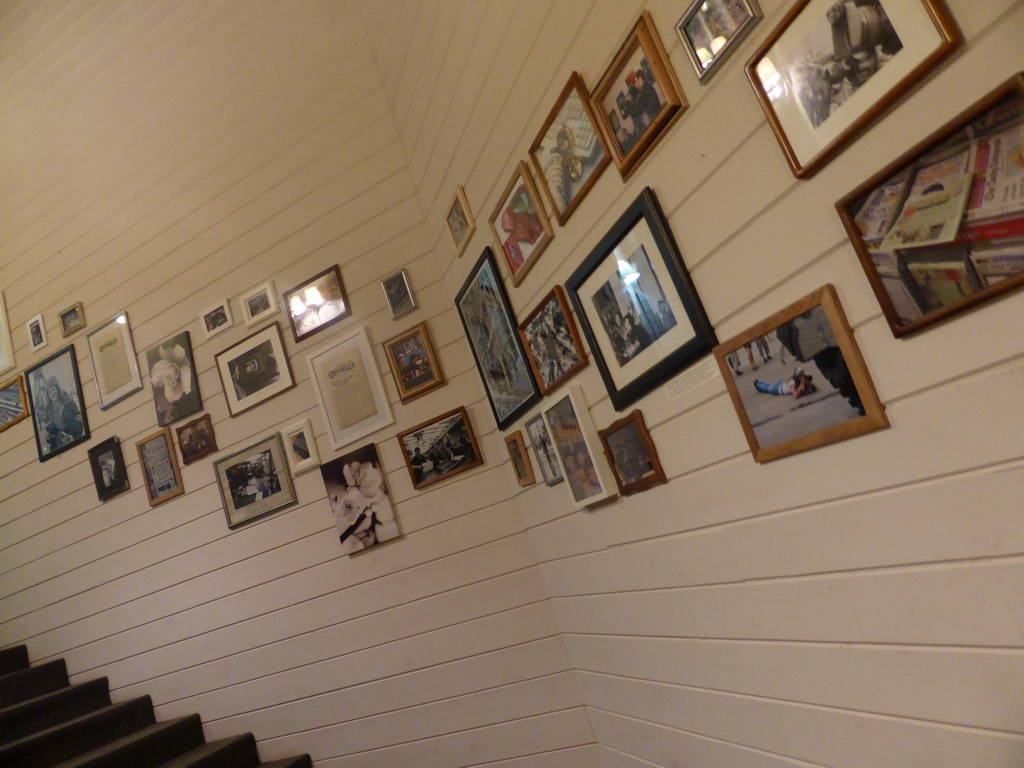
[25,344,91,462]
[566,187,717,410]
[87,436,130,501]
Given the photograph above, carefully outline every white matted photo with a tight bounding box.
[542,385,616,510]
[240,281,278,327]
[26,313,47,353]
[200,300,234,339]
[282,418,320,475]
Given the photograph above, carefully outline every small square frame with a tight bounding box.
[518,285,588,396]
[136,427,184,507]
[58,302,86,338]
[27,314,47,353]
[381,268,417,320]
[283,265,352,343]
[488,161,554,287]
[88,436,130,502]
[175,413,218,466]
[240,281,279,327]
[598,409,667,496]
[504,430,536,488]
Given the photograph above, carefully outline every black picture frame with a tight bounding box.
[87,436,130,501]
[24,344,91,462]
[145,330,203,427]
[566,187,717,410]
[455,247,540,430]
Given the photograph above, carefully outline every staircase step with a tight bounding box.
[0,645,30,675]
[0,658,69,708]
[258,757,313,768]
[0,677,111,746]
[153,734,259,767]
[54,713,205,768]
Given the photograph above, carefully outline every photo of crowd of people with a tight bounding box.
[398,407,482,491]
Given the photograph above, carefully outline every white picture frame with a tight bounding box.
[240,281,278,327]
[26,313,47,353]
[200,299,234,339]
[86,311,144,410]
[282,417,321,475]
[542,385,617,510]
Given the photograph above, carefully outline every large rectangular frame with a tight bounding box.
[25,344,91,462]
[86,311,143,410]
[214,432,297,529]
[215,322,295,417]
[397,405,484,491]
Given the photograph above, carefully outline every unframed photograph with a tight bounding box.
[320,442,400,555]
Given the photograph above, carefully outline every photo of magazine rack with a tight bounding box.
[837,72,1024,337]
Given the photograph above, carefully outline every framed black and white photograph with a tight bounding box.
[86,311,143,410]
[145,330,202,426]
[0,292,14,375]
[283,264,351,343]
[542,386,616,510]
[175,413,218,466]
[214,322,295,417]
[320,442,400,555]
[676,0,762,82]
[518,285,588,396]
[0,375,30,434]
[598,409,667,496]
[214,433,296,529]
[446,185,477,259]
[525,413,563,487]
[200,300,233,339]
[58,302,86,338]
[566,187,717,411]
[382,322,446,404]
[456,247,540,430]
[26,313,47,353]
[87,436,130,502]
[282,417,320,476]
[25,344,90,462]
[381,269,417,320]
[397,406,483,491]
[136,427,184,507]
[240,281,279,327]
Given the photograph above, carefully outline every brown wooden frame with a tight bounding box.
[518,285,588,396]
[396,406,483,491]
[282,264,351,343]
[591,10,687,181]
[446,185,477,259]
[836,72,1024,338]
[488,161,554,287]
[504,430,536,488]
[598,409,667,496]
[382,321,446,404]
[136,427,184,507]
[0,374,30,434]
[713,285,888,463]
[175,413,218,466]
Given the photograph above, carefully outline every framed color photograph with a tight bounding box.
[240,281,278,327]
[0,375,30,434]
[0,292,14,375]
[87,436,130,502]
[397,406,483,491]
[518,285,588,396]
[146,331,202,426]
[25,344,90,461]
[676,0,762,82]
[446,185,477,259]
[489,161,554,287]
[175,413,218,465]
[456,248,540,430]
[525,413,563,486]
[307,324,393,450]
[713,284,889,463]
[27,314,47,353]
[529,72,611,226]
[504,430,536,487]
[86,311,143,410]
[136,427,184,507]
[591,11,688,180]
[282,417,320,476]
[381,269,417,320]
[320,442,400,554]
[746,0,961,178]
[213,433,296,529]
[382,322,446,404]
[542,386,616,510]
[58,302,86,338]
[215,322,295,417]
[200,300,233,339]
[283,265,351,343]
[566,188,717,411]
[598,409,667,496]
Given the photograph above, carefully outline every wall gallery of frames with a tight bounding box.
[2,2,1021,551]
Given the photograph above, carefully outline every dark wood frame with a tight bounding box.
[381,268,417,320]
[136,427,184,507]
[488,161,555,287]
[214,322,296,417]
[25,344,91,462]
[383,321,446,404]
[145,330,203,427]
[175,413,218,466]
[446,185,477,259]
[518,285,588,396]
[675,0,762,83]
[396,405,483,491]
[283,264,352,343]
[504,430,536,488]
[836,72,1024,338]
[213,432,297,529]
[591,10,687,181]
[87,436,130,501]
[598,409,667,496]
[0,374,30,434]
[745,0,961,179]
[713,284,889,463]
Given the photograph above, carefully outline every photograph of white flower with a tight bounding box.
[320,442,400,555]
[146,330,203,427]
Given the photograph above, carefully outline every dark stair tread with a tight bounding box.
[0,645,30,676]
[0,658,69,708]
[0,677,111,745]
[52,713,205,768]
[152,734,258,768]
[257,757,313,768]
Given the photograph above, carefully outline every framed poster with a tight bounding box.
[446,185,477,259]
[26,313,47,353]
[145,331,202,426]
[525,413,563,487]
[0,292,14,375]
[746,0,961,178]
[136,427,184,507]
[381,269,417,320]
[566,187,717,411]
[518,285,588,396]
[282,417,320,476]
[25,344,90,462]
[200,300,233,339]
[397,406,483,491]
[87,436,130,502]
[676,0,762,83]
[283,265,351,343]
[58,302,86,338]
[320,442,400,554]
[240,281,278,327]
[86,311,143,410]
[213,433,296,529]
[306,324,393,450]
[504,430,536,487]
[455,247,540,430]
[0,375,30,434]
[598,409,667,496]
[175,413,218,466]
[382,322,446,404]
[488,161,554,287]
[542,386,616,510]
[214,322,295,417]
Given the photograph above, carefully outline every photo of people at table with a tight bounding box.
[402,411,478,487]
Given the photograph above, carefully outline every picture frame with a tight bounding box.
[381,268,417,320]
[214,322,295,417]
[200,300,233,339]
[504,430,536,488]
[525,413,563,487]
[0,292,14,375]
[397,405,483,491]
[566,187,717,411]
[175,413,218,466]
[307,324,393,450]
[282,417,320,476]
[213,432,296,529]
[598,409,667,496]
[382,321,446,404]
[542,385,616,510]
[591,10,688,181]
[675,0,762,83]
[26,314,47,353]
[240,281,278,327]
[528,72,611,226]
[488,161,554,287]
[446,185,477,259]
[57,302,86,338]
[145,330,203,426]
[87,436,130,502]
[455,247,540,430]
[136,427,184,507]
[0,375,30,434]
[320,442,400,554]
[745,0,961,179]
[86,311,143,410]
[518,285,588,396]
[836,72,1024,338]
[283,265,351,343]
[713,284,889,463]
[24,344,90,461]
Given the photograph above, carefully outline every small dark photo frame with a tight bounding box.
[88,436,130,502]
[283,264,352,343]
[175,413,218,466]
[518,285,588,396]
[598,409,666,496]
[504,430,536,488]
